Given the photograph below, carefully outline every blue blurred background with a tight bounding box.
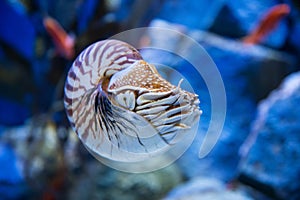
[0,0,300,199]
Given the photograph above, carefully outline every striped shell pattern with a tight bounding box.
[64,39,201,161]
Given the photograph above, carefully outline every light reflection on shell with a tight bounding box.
[64,39,201,162]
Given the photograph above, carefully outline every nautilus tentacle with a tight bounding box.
[64,39,201,162]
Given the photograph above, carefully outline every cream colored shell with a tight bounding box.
[64,39,201,162]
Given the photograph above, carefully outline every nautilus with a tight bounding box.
[64,39,201,162]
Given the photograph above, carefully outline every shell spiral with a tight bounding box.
[64,39,201,162]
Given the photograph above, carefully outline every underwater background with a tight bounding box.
[1,0,300,199]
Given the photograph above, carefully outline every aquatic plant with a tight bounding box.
[243,4,290,44]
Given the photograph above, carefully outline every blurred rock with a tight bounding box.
[223,0,289,48]
[208,4,245,38]
[1,110,182,200]
[184,30,297,180]
[145,19,297,181]
[157,0,225,30]
[0,142,28,199]
[163,177,253,200]
[189,28,297,104]
[1,115,182,199]
[0,118,79,199]
[67,161,183,200]
[239,71,300,199]
[157,0,291,48]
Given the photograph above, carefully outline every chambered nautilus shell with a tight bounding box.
[64,39,201,162]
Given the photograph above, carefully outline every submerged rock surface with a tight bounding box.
[239,71,300,199]
[164,177,253,200]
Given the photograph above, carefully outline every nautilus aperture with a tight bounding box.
[64,39,202,162]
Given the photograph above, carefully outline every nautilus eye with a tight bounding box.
[64,39,202,162]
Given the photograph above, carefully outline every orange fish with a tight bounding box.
[43,16,75,59]
[243,4,290,44]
